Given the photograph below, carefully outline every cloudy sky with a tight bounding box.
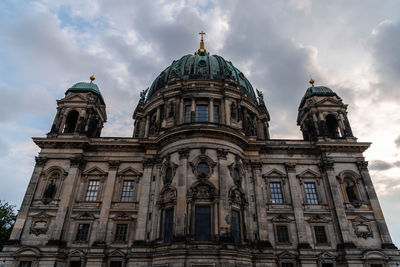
[0,0,400,246]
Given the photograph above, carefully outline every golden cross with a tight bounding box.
[199,31,206,40]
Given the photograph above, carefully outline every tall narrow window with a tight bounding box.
[233,168,241,184]
[19,262,32,267]
[322,263,333,267]
[281,263,294,267]
[304,182,319,204]
[69,261,81,267]
[115,224,128,242]
[164,167,173,183]
[85,180,100,201]
[76,223,90,241]
[164,208,174,243]
[314,225,328,244]
[184,105,191,123]
[195,206,211,241]
[213,105,220,123]
[270,182,283,204]
[196,105,208,122]
[276,225,289,243]
[120,180,134,202]
[231,210,241,244]
[110,262,123,267]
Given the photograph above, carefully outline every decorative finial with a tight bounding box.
[309,77,315,86]
[90,75,95,83]
[199,31,206,51]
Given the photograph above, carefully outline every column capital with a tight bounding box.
[319,158,334,171]
[216,148,228,160]
[178,147,190,159]
[35,156,48,167]
[251,162,262,170]
[143,156,160,168]
[356,160,368,171]
[285,162,296,172]
[108,160,120,170]
[70,155,86,170]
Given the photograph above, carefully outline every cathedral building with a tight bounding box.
[1,34,399,267]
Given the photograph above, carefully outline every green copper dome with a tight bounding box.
[147,50,256,99]
[299,85,339,108]
[66,82,105,105]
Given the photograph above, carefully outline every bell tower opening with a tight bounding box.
[326,114,340,138]
[64,110,79,133]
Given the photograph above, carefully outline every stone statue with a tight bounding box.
[256,88,264,102]
[43,180,56,200]
[140,87,149,100]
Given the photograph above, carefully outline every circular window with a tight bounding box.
[198,60,207,67]
[165,167,173,183]
[197,162,210,176]
[233,168,240,184]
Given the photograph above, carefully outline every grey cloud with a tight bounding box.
[395,135,400,148]
[0,139,10,157]
[369,160,394,171]
[369,20,400,99]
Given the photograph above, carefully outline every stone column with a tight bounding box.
[209,98,214,122]
[225,98,230,125]
[252,163,269,242]
[179,97,184,124]
[220,97,226,124]
[134,158,154,241]
[9,156,47,240]
[94,160,120,245]
[50,155,86,242]
[285,162,311,248]
[156,106,161,122]
[191,98,196,122]
[144,115,150,138]
[175,148,190,238]
[321,158,354,247]
[357,160,396,248]
[217,149,229,238]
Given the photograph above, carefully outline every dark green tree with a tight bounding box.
[0,200,15,250]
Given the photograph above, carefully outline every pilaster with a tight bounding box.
[9,156,47,241]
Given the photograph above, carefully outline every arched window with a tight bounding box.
[197,162,210,177]
[326,114,339,138]
[64,110,79,133]
[233,168,241,184]
[164,167,173,184]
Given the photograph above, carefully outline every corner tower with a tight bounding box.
[297,79,354,141]
[48,76,107,138]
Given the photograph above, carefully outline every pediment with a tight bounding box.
[306,214,330,223]
[118,166,142,176]
[263,168,286,178]
[352,215,371,223]
[318,251,335,260]
[271,214,293,223]
[31,211,53,219]
[315,97,342,106]
[363,250,388,260]
[111,212,132,221]
[43,166,68,176]
[297,169,320,179]
[62,93,87,103]
[74,212,96,220]
[277,250,296,259]
[108,249,126,257]
[69,249,85,257]
[14,247,40,257]
[82,166,107,176]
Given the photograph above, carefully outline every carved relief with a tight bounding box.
[189,154,217,180]
[188,181,217,201]
[29,211,53,236]
[352,216,373,239]
[157,185,177,207]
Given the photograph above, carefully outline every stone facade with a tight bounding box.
[0,45,399,267]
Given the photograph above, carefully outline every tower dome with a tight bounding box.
[147,50,256,99]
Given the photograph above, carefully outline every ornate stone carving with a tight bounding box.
[178,147,190,159]
[188,181,216,201]
[108,160,120,170]
[284,162,296,172]
[157,185,177,207]
[35,156,48,167]
[356,160,368,171]
[70,155,86,170]
[319,158,334,172]
[229,187,247,207]
[216,148,228,159]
